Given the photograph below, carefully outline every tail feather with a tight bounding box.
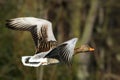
[21,56,42,67]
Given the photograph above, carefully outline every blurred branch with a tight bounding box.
[70,0,82,40]
[36,66,44,80]
[81,0,98,44]
[78,0,99,80]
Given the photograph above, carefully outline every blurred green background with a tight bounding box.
[0,0,120,80]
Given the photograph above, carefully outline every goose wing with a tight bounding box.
[45,38,78,65]
[6,17,57,52]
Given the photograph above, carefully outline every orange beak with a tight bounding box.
[89,47,95,51]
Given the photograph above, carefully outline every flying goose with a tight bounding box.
[22,38,94,67]
[6,17,95,67]
[6,17,57,53]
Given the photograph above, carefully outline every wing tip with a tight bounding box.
[5,19,20,30]
[6,19,13,28]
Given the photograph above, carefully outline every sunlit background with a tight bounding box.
[0,0,120,80]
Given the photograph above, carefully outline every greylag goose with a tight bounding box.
[6,17,94,67]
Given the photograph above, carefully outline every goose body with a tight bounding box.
[21,38,78,67]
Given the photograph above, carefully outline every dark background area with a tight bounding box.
[0,0,120,80]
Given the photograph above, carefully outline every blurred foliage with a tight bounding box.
[0,0,120,80]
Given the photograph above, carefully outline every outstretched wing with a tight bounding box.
[6,17,57,53]
[45,38,78,65]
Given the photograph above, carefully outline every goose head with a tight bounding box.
[74,44,94,54]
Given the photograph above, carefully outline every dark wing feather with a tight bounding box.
[30,26,38,50]
[58,44,72,65]
[6,19,34,31]
[45,43,73,65]
[44,44,67,58]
